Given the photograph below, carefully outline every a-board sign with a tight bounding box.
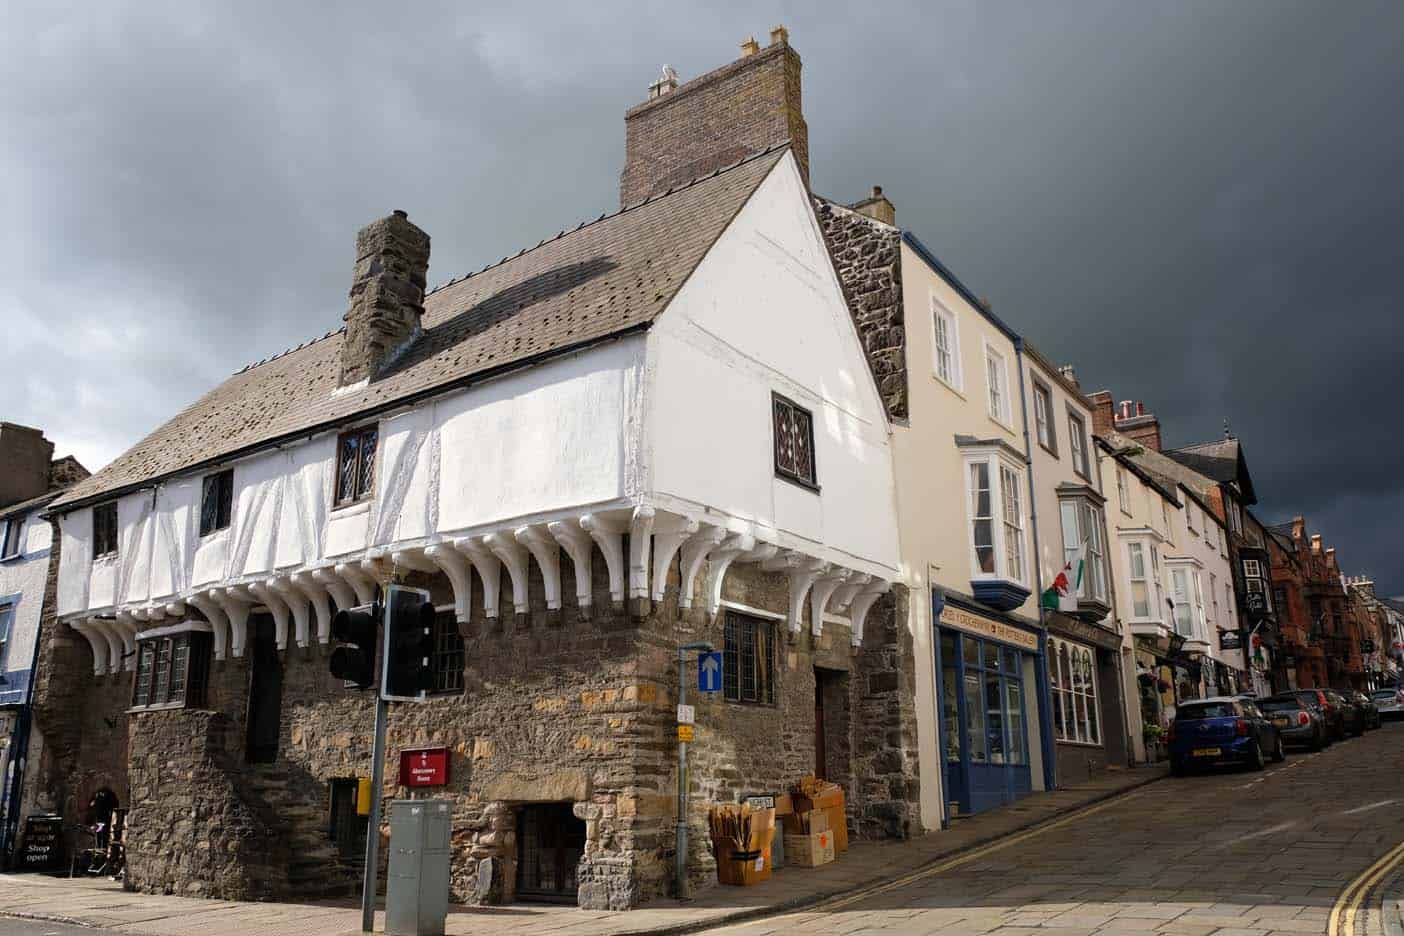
[398,747,450,787]
[20,814,63,872]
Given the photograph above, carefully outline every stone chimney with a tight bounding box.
[850,186,895,226]
[1057,364,1080,389]
[620,27,808,207]
[340,210,431,386]
[1325,547,1339,572]
[0,422,55,509]
[1087,390,1116,437]
[1291,515,1306,542]
[1113,399,1163,452]
[1311,534,1323,555]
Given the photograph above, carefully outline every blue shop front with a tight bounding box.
[934,594,1054,817]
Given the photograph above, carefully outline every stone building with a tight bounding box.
[26,32,925,909]
[0,424,88,864]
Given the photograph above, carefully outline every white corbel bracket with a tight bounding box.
[269,577,311,649]
[548,520,595,614]
[809,568,852,638]
[71,618,109,676]
[762,551,828,637]
[628,506,655,602]
[676,525,727,612]
[335,562,377,606]
[850,581,892,648]
[186,594,230,661]
[291,572,333,645]
[209,588,251,658]
[424,545,472,624]
[112,611,139,671]
[649,515,699,603]
[455,537,502,620]
[516,525,562,611]
[705,533,756,619]
[248,581,291,651]
[580,514,626,606]
[312,567,357,615]
[484,532,531,617]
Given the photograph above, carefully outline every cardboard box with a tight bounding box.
[780,807,828,836]
[783,829,835,868]
[715,843,771,886]
[824,805,848,852]
[774,793,794,816]
[809,785,844,809]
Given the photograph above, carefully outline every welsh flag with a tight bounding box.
[1042,539,1088,612]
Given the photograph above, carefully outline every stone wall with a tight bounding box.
[33,537,919,910]
[620,40,808,207]
[813,197,908,421]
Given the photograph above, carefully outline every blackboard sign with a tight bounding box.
[20,814,63,872]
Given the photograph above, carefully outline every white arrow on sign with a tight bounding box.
[701,653,721,690]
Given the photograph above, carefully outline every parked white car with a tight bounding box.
[1369,688,1404,719]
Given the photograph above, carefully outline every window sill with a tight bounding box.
[0,553,22,564]
[127,701,192,714]
[93,552,118,564]
[932,373,965,400]
[774,472,821,495]
[1037,441,1059,459]
[1054,738,1104,749]
[331,499,373,517]
[986,413,1015,435]
[197,527,231,542]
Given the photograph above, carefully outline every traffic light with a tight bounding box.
[382,584,436,701]
[330,601,380,689]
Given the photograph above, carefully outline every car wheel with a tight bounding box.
[1272,736,1286,762]
[1248,741,1266,771]
[1170,759,1187,777]
[1311,728,1326,751]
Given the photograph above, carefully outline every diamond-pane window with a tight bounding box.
[723,612,774,704]
[772,394,816,488]
[334,426,378,507]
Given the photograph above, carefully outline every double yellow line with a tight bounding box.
[1330,839,1404,936]
[735,790,1144,925]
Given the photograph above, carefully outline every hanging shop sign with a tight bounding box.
[939,604,1039,652]
[1219,629,1242,651]
[398,746,450,787]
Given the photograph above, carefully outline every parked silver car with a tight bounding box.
[1370,687,1404,720]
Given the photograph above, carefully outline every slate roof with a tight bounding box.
[1165,438,1257,504]
[0,488,63,524]
[53,147,789,510]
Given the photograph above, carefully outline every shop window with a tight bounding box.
[1050,638,1100,744]
[335,425,379,507]
[199,469,235,536]
[772,393,817,489]
[1,517,22,559]
[431,609,464,695]
[131,631,211,709]
[723,611,774,704]
[93,501,119,559]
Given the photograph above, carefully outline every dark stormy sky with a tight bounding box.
[4,2,1402,593]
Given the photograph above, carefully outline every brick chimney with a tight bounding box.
[0,422,55,509]
[620,26,808,208]
[1311,534,1322,555]
[1113,400,1163,451]
[850,186,895,225]
[1291,515,1305,542]
[340,210,431,386]
[1087,390,1116,437]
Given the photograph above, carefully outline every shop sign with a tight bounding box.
[939,604,1039,652]
[1219,629,1242,651]
[398,746,450,787]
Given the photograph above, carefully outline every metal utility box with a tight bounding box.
[386,799,452,936]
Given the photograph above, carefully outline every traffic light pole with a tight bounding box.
[361,691,389,934]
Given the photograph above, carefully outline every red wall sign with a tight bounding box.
[398,747,450,787]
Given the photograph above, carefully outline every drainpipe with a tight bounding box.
[1013,339,1057,792]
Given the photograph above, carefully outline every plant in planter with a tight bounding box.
[1142,722,1165,762]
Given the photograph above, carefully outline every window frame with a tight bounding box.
[92,501,119,560]
[1127,542,1151,619]
[430,608,465,695]
[771,392,819,491]
[1066,409,1090,479]
[931,297,963,392]
[722,611,776,705]
[199,468,235,537]
[334,425,380,509]
[1058,496,1109,605]
[983,341,1012,427]
[963,450,1029,587]
[1116,468,1131,516]
[1050,637,1101,745]
[1032,380,1057,455]
[0,517,22,559]
[130,630,211,710]
[0,601,13,664]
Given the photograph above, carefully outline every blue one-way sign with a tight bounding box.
[698,652,723,692]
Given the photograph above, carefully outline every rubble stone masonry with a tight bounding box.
[29,539,918,909]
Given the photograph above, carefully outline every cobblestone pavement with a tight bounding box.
[706,723,1404,936]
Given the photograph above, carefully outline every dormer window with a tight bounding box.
[93,501,119,559]
[772,393,817,490]
[335,425,379,507]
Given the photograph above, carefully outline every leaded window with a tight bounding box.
[723,612,774,704]
[93,501,119,559]
[431,609,464,695]
[200,469,234,536]
[772,394,816,488]
[335,425,379,507]
[132,631,210,709]
[1,517,22,558]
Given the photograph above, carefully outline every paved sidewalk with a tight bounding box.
[0,765,1166,936]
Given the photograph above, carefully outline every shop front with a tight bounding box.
[934,596,1048,817]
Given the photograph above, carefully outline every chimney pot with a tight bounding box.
[1136,401,1145,416]
[1057,364,1079,388]
[769,24,789,46]
[740,36,759,56]
[871,185,883,198]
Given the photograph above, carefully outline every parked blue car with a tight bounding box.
[1168,696,1285,775]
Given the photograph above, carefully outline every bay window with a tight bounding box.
[1057,492,1109,617]
[961,444,1031,610]
[1127,542,1150,618]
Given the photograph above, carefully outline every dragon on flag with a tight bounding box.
[1042,539,1089,612]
